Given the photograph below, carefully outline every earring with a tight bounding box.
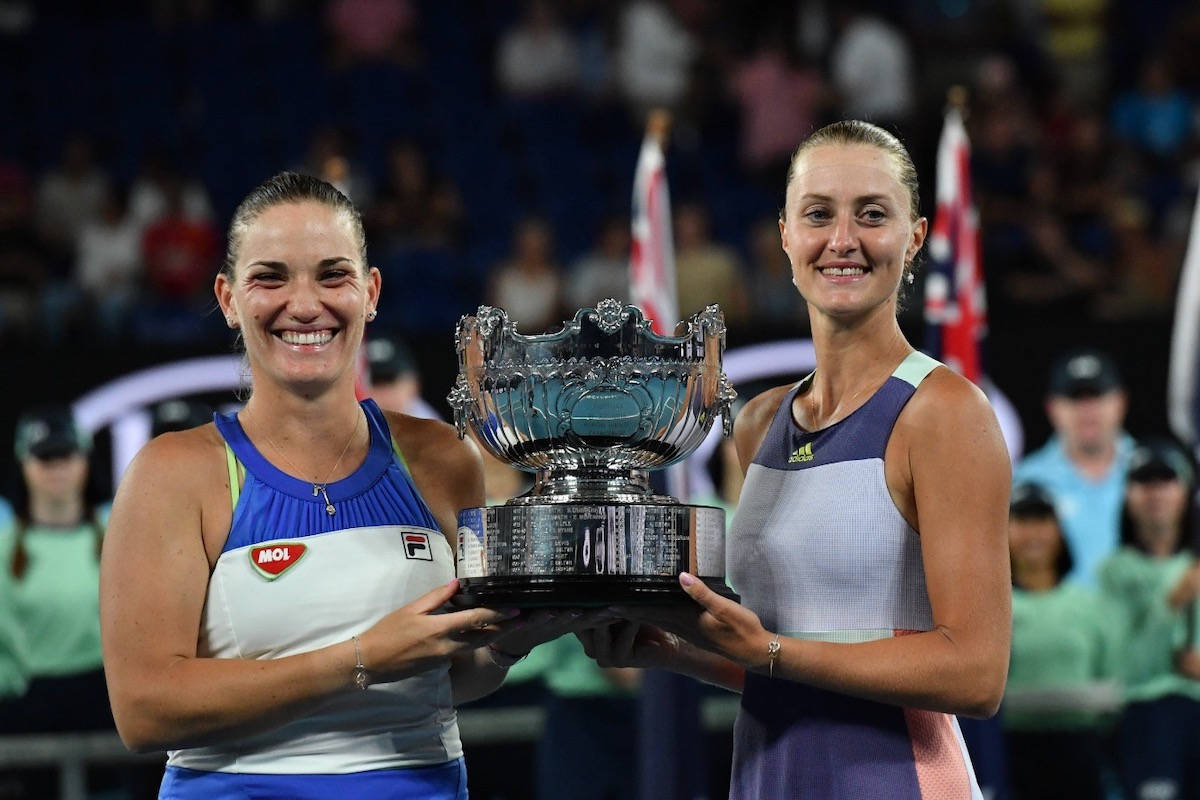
[226,316,239,329]
[366,309,377,321]
[905,271,915,285]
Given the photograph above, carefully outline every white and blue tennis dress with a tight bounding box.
[727,352,983,799]
[159,399,466,800]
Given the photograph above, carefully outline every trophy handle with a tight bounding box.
[447,374,473,440]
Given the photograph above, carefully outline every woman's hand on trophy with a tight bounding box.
[612,572,772,672]
[485,608,611,663]
[575,620,682,670]
[358,579,518,683]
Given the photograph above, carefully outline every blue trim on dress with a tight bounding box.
[212,399,441,553]
[159,757,468,800]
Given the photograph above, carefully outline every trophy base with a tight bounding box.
[451,575,739,608]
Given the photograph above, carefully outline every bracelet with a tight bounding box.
[486,643,528,669]
[766,635,781,679]
[352,634,369,690]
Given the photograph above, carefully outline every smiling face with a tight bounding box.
[215,201,380,397]
[780,144,926,321]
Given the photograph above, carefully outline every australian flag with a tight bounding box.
[924,105,986,385]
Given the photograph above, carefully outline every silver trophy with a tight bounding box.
[448,299,738,606]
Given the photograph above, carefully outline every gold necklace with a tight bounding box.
[263,410,363,516]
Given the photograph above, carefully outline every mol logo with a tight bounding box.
[249,542,308,580]
[404,532,433,561]
[788,442,814,464]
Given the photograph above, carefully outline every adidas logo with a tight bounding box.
[788,442,814,463]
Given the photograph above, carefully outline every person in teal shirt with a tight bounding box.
[1004,482,1122,800]
[0,406,112,733]
[1013,349,1133,588]
[1098,439,1200,800]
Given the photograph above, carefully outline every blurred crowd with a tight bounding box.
[0,0,1197,352]
[2,0,1200,798]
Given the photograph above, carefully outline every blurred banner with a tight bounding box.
[924,101,986,385]
[1168,183,1200,452]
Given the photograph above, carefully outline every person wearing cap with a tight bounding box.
[0,406,113,733]
[1003,482,1122,800]
[364,333,427,417]
[1013,349,1134,587]
[151,398,215,437]
[1097,438,1200,800]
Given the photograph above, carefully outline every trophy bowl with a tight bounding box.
[448,299,738,607]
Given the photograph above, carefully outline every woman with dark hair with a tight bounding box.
[101,172,574,799]
[1099,438,1200,800]
[1003,482,1120,800]
[0,406,113,733]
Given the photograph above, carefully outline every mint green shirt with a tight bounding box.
[1005,581,1122,731]
[505,635,639,698]
[0,559,29,699]
[1098,546,1200,703]
[0,502,107,677]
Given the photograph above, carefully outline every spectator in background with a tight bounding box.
[1014,349,1133,587]
[828,10,914,129]
[142,180,220,301]
[487,216,564,332]
[1038,0,1110,106]
[1004,483,1120,800]
[0,161,49,343]
[297,127,373,208]
[1110,57,1195,162]
[152,399,215,438]
[614,0,696,116]
[74,185,142,340]
[1093,195,1184,319]
[729,30,825,183]
[33,135,110,266]
[127,154,214,235]
[369,139,463,250]
[0,408,111,734]
[1000,166,1108,317]
[746,217,808,331]
[1098,439,1200,800]
[564,216,630,310]
[325,0,421,68]
[496,0,580,99]
[673,202,749,324]
[365,333,431,418]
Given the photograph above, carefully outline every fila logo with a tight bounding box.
[404,533,433,561]
[249,542,307,580]
[788,442,814,463]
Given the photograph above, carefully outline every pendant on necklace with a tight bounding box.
[315,484,336,516]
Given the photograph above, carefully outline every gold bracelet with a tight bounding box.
[352,634,369,690]
[766,635,781,679]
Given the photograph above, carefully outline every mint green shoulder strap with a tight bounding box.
[892,350,942,388]
[224,442,245,510]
